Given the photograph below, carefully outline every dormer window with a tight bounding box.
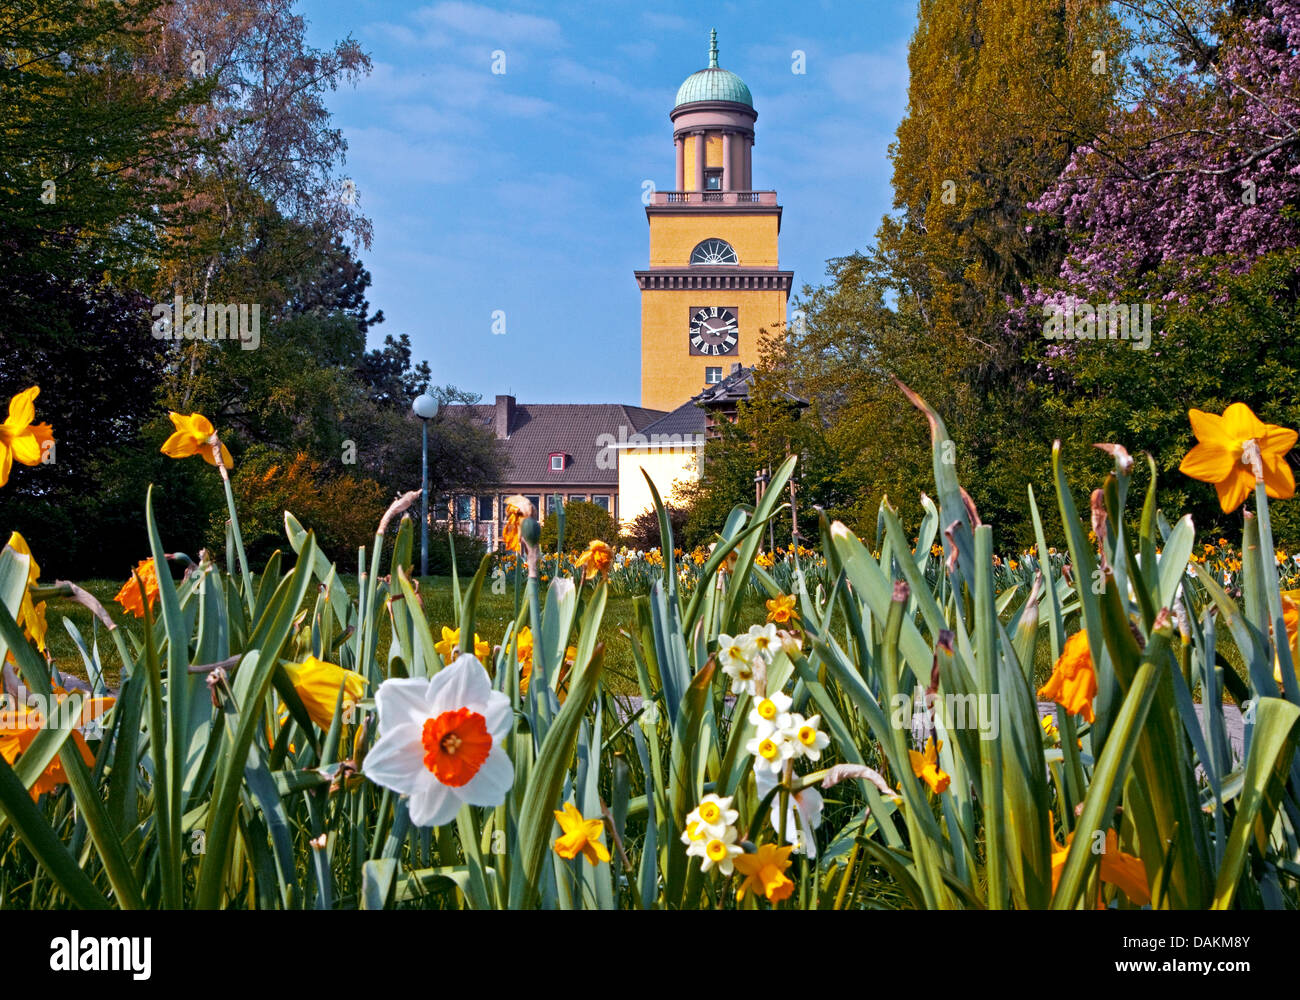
[549,453,566,471]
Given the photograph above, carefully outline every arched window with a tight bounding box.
[689,238,738,265]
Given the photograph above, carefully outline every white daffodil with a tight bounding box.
[744,623,780,663]
[748,691,795,741]
[682,793,739,842]
[364,654,515,827]
[789,713,831,761]
[717,632,758,696]
[754,765,825,858]
[689,824,743,875]
[746,728,796,774]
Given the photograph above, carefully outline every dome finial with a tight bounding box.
[708,28,718,68]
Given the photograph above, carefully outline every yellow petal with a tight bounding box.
[4,387,38,429]
[1178,441,1235,484]
[1215,469,1255,514]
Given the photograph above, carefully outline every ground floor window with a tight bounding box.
[591,495,610,511]
[454,495,472,521]
[478,495,493,520]
[568,494,587,503]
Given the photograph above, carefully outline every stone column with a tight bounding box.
[722,131,732,191]
[744,137,753,190]
[694,131,706,193]
[675,136,684,191]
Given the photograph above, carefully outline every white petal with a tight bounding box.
[459,746,514,807]
[362,722,424,793]
[426,653,492,714]
[375,679,432,733]
[483,689,514,741]
[408,777,462,828]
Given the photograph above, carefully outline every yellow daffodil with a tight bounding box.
[114,557,162,619]
[733,842,795,903]
[766,593,798,624]
[1049,816,1150,907]
[0,386,54,488]
[552,802,610,865]
[908,736,951,794]
[1179,403,1296,513]
[574,539,613,581]
[1041,714,1060,744]
[1038,630,1097,724]
[160,411,233,468]
[282,655,367,730]
[502,495,531,553]
[433,626,489,662]
[4,532,47,654]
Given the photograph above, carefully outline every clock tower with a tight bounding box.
[636,30,793,413]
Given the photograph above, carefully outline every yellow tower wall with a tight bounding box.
[640,287,787,412]
[648,213,779,267]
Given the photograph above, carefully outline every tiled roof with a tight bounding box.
[637,399,707,440]
[693,366,809,408]
[446,401,666,485]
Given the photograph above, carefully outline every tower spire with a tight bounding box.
[708,28,718,68]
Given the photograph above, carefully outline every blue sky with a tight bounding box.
[303,0,917,405]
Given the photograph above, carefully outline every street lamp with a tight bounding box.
[413,391,439,576]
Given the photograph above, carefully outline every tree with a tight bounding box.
[540,501,619,553]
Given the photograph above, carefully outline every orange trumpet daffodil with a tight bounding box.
[114,558,162,619]
[733,842,795,903]
[552,802,611,866]
[1038,630,1098,724]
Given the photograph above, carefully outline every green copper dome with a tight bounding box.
[674,29,752,108]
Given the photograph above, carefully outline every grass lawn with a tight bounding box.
[41,575,771,697]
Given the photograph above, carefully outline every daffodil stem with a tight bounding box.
[220,470,254,614]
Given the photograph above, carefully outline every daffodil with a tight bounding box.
[1041,713,1060,744]
[502,495,531,553]
[1049,816,1150,907]
[733,842,795,903]
[687,824,743,875]
[515,625,535,694]
[4,532,47,654]
[363,653,514,827]
[433,626,490,662]
[745,623,779,662]
[908,736,951,794]
[160,411,233,468]
[1179,403,1296,513]
[0,386,53,488]
[765,593,797,624]
[113,558,161,619]
[790,713,830,762]
[1038,630,1097,724]
[553,802,611,866]
[282,655,367,730]
[754,764,824,857]
[717,632,757,696]
[747,727,796,774]
[574,539,613,581]
[748,691,794,741]
[0,692,114,800]
[682,793,739,843]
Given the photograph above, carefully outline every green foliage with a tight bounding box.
[622,503,688,551]
[208,446,386,568]
[540,500,618,552]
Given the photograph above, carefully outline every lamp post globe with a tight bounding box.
[413,392,438,576]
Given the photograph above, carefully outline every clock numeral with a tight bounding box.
[690,335,704,349]
[724,334,736,346]
[710,306,718,317]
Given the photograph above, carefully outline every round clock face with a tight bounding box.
[689,306,738,355]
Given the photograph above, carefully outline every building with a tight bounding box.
[438,31,794,544]
[636,29,793,414]
[434,394,663,547]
